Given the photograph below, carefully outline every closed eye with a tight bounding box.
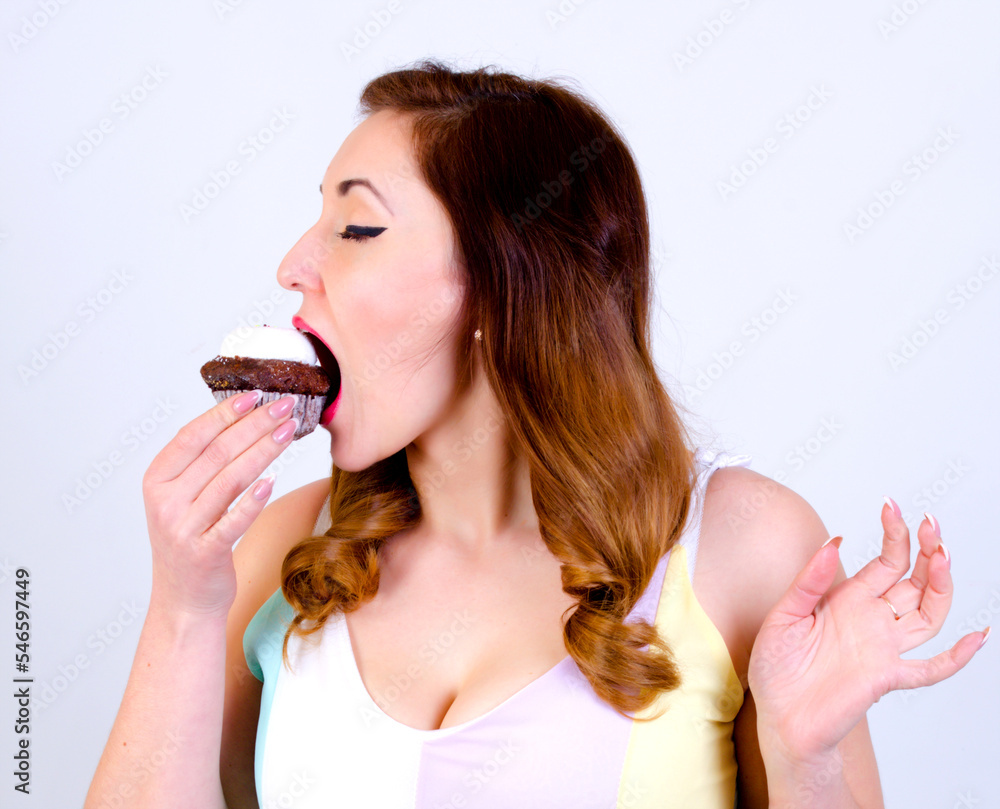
[339,225,387,241]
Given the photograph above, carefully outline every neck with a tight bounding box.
[404,370,538,553]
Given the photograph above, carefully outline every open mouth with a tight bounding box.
[300,330,342,422]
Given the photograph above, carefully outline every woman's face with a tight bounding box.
[277,109,469,471]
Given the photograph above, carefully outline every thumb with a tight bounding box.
[768,536,843,626]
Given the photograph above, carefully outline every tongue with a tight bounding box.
[320,388,341,426]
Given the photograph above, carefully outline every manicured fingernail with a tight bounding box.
[253,475,275,501]
[822,535,843,549]
[271,418,298,443]
[924,512,941,539]
[268,395,296,418]
[979,626,991,650]
[937,541,950,565]
[883,496,901,518]
[232,389,263,414]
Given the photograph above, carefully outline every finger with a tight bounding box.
[175,395,297,500]
[890,630,987,691]
[898,545,954,649]
[186,416,299,534]
[146,390,264,483]
[766,536,843,625]
[907,513,944,590]
[202,473,276,550]
[881,515,948,615]
[879,578,924,617]
[853,499,911,595]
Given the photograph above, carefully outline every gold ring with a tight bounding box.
[881,595,901,620]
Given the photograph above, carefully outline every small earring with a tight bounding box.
[474,328,482,341]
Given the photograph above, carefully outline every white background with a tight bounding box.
[2,0,998,806]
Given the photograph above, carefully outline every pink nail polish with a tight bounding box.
[980,626,991,650]
[232,389,263,414]
[253,475,275,501]
[937,541,950,564]
[271,418,298,443]
[268,395,296,418]
[883,495,901,518]
[924,512,941,539]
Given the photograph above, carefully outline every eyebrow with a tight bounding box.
[319,178,394,216]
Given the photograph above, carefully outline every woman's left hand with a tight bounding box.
[747,499,988,764]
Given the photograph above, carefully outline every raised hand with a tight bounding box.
[747,498,988,763]
[141,390,298,619]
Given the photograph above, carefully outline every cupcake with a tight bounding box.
[199,325,332,439]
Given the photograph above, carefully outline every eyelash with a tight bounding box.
[338,225,387,242]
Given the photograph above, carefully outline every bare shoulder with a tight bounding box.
[689,467,881,806]
[692,465,833,683]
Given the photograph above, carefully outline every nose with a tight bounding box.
[276,228,326,294]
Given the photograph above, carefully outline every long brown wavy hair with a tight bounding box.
[280,59,697,720]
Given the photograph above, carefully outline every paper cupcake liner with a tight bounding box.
[210,389,325,440]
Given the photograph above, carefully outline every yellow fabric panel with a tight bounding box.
[618,544,745,808]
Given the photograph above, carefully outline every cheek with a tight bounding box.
[331,234,464,386]
[407,279,463,346]
[371,247,462,350]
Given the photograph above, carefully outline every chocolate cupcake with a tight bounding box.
[200,325,331,439]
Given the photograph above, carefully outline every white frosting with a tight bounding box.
[219,325,318,364]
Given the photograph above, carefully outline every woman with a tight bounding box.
[86,60,987,808]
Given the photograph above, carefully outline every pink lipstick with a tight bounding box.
[292,316,342,424]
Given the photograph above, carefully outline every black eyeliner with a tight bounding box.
[340,225,387,240]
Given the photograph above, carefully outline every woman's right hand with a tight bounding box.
[141,390,299,619]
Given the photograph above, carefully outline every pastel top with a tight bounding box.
[244,447,752,808]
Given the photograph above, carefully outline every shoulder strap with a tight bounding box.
[243,490,332,680]
[678,448,753,583]
[626,448,752,627]
[243,587,293,683]
[314,492,333,535]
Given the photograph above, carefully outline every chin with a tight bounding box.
[326,440,374,474]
